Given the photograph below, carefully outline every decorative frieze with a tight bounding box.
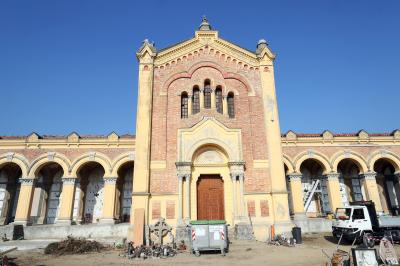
[325,173,340,181]
[62,177,77,185]
[104,177,118,184]
[362,172,377,181]
[288,173,302,182]
[19,178,35,186]
[175,161,192,177]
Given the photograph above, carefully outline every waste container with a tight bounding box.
[292,227,302,244]
[190,220,228,256]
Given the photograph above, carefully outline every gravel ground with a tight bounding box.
[4,233,400,266]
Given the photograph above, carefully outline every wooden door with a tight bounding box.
[197,175,224,220]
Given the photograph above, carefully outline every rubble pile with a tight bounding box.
[124,242,177,259]
[268,234,296,247]
[44,237,105,255]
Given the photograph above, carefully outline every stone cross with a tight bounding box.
[148,218,172,245]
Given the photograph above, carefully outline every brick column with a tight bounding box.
[287,173,305,217]
[56,177,77,225]
[101,177,118,224]
[14,178,35,225]
[362,172,383,212]
[325,173,342,212]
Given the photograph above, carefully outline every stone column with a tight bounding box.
[101,177,118,224]
[325,173,343,212]
[231,174,238,219]
[199,89,204,109]
[56,177,77,225]
[188,94,192,115]
[177,174,183,222]
[185,174,191,222]
[222,96,228,116]
[362,172,383,212]
[239,173,245,217]
[287,173,305,217]
[176,162,192,224]
[14,178,35,225]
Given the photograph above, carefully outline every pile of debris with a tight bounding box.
[122,218,185,260]
[268,234,296,247]
[44,237,105,255]
[125,242,177,259]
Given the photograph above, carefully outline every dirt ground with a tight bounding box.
[6,233,400,266]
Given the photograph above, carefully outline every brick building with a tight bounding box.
[0,18,399,242]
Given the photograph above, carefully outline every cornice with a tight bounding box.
[154,35,260,68]
[281,135,400,146]
[0,137,135,150]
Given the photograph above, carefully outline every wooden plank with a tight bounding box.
[132,208,145,246]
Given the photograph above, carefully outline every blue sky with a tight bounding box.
[0,0,399,136]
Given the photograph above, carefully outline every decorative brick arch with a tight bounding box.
[0,152,29,177]
[293,150,332,174]
[331,150,368,174]
[161,61,255,96]
[70,152,112,177]
[368,150,400,173]
[28,152,71,178]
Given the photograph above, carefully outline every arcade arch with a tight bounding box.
[0,162,22,225]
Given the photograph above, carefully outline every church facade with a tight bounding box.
[0,19,399,241]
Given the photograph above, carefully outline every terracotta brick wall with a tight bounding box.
[247,200,256,217]
[150,48,270,194]
[152,201,161,220]
[166,200,175,219]
[260,200,269,217]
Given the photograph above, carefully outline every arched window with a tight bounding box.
[181,92,188,118]
[227,92,235,118]
[215,86,223,114]
[192,86,200,114]
[204,79,211,109]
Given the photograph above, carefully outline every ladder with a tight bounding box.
[304,179,320,212]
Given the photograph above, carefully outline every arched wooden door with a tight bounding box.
[197,175,224,220]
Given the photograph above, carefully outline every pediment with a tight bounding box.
[393,129,400,139]
[108,132,119,141]
[67,132,80,142]
[177,117,243,162]
[285,130,297,140]
[358,130,369,139]
[322,130,334,140]
[155,31,265,67]
[27,132,40,142]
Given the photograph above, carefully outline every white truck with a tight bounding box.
[332,201,400,243]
